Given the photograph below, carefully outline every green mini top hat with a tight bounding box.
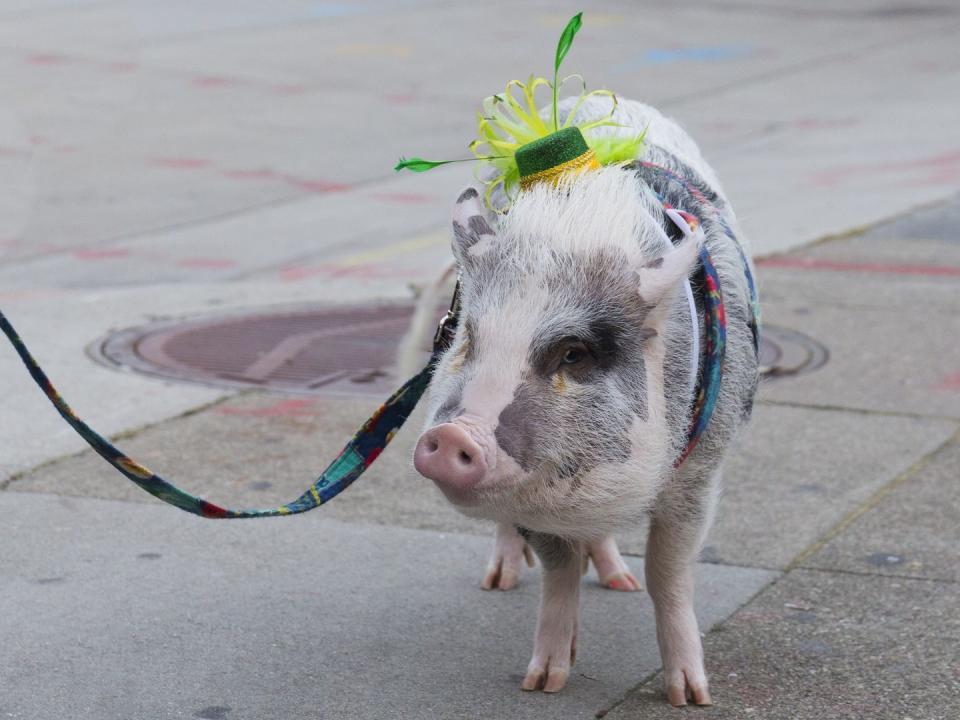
[515,126,600,190]
[395,12,646,210]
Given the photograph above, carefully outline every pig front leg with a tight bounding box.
[521,532,583,693]
[481,522,535,590]
[645,468,720,707]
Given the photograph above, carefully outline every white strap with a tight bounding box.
[683,277,700,390]
[663,207,703,391]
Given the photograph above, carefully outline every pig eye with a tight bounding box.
[560,343,588,366]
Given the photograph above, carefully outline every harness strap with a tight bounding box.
[0,308,452,518]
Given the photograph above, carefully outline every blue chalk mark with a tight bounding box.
[133,0,435,38]
[612,45,754,74]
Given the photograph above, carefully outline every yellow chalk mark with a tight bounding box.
[336,230,447,267]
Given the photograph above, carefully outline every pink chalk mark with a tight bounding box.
[103,60,138,72]
[934,372,960,391]
[285,176,352,194]
[0,146,29,157]
[192,75,235,88]
[74,248,130,260]
[812,150,960,188]
[371,191,437,205]
[25,53,67,66]
[756,256,960,277]
[278,265,327,282]
[217,399,317,417]
[151,156,211,169]
[176,257,238,269]
[221,168,278,180]
[793,117,858,130]
[384,93,417,105]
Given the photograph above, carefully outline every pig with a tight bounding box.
[412,95,759,705]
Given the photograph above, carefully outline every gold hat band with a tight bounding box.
[519,149,601,190]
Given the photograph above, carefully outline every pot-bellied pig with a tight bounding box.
[413,96,760,706]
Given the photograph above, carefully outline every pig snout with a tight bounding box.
[414,423,488,497]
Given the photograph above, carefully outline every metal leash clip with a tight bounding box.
[431,276,462,356]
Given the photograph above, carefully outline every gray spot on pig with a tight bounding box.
[495,381,543,472]
[644,257,664,269]
[36,576,65,585]
[496,374,632,479]
[452,221,474,249]
[468,215,494,236]
[457,187,478,203]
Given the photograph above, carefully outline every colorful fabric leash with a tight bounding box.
[0,305,458,518]
[658,206,727,467]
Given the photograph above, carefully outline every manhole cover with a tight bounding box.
[759,325,829,379]
[92,303,432,398]
[92,305,825,396]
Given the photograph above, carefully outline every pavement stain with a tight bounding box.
[194,707,231,720]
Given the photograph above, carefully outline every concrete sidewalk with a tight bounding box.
[2,2,959,719]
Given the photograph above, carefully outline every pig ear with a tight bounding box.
[635,209,704,306]
[451,186,498,265]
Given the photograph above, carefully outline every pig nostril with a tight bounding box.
[427,439,439,453]
[458,450,472,465]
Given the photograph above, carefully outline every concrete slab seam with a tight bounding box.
[0,390,240,490]
[792,563,959,586]
[757,398,960,424]
[786,428,960,571]
[752,190,960,260]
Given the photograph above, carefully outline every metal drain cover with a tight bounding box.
[758,325,829,379]
[93,303,429,398]
[92,304,825,396]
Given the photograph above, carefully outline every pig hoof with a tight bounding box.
[586,536,643,592]
[481,559,520,591]
[521,665,569,693]
[601,571,643,592]
[481,526,535,591]
[666,670,712,707]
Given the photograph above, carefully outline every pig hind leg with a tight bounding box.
[586,535,642,591]
[521,532,583,693]
[645,466,721,707]
[481,522,534,590]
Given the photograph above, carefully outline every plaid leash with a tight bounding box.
[0,292,459,518]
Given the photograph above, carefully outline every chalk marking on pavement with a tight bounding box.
[278,230,447,281]
[756,256,960,277]
[334,230,447,267]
